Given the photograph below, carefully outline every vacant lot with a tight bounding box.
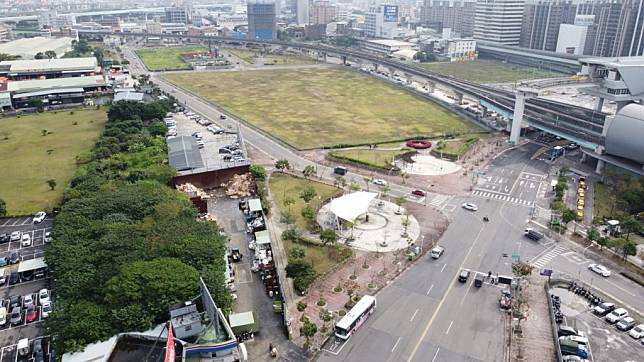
[420,59,562,83]
[136,46,207,71]
[227,48,316,65]
[0,109,107,214]
[269,172,345,274]
[166,68,481,149]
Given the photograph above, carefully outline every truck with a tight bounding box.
[559,339,589,359]
[524,228,544,241]
[334,166,347,176]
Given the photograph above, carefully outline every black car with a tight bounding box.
[557,325,580,337]
[9,295,20,309]
[8,271,19,285]
[0,234,9,243]
[458,270,470,282]
[8,252,19,264]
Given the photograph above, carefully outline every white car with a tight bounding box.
[372,179,388,186]
[33,211,46,224]
[588,263,611,277]
[10,231,21,242]
[38,289,50,305]
[21,233,31,247]
[44,232,52,243]
[628,324,644,339]
[606,308,628,323]
[462,203,478,211]
[41,302,52,319]
[23,294,34,309]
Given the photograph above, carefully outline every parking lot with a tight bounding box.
[552,287,641,362]
[0,336,53,362]
[168,111,249,172]
[0,217,53,358]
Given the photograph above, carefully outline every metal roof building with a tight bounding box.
[0,37,74,60]
[0,57,99,79]
[168,136,205,171]
[7,75,106,94]
[113,91,145,102]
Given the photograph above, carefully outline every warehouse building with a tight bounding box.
[0,37,74,60]
[0,57,100,81]
[4,75,106,109]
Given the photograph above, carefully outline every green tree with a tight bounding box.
[561,208,577,225]
[275,159,291,171]
[47,179,57,191]
[0,53,20,61]
[350,183,360,192]
[300,186,317,204]
[334,176,347,189]
[249,165,267,181]
[301,205,316,221]
[597,237,608,250]
[286,259,317,293]
[302,165,316,180]
[320,228,338,246]
[289,246,306,259]
[622,240,637,258]
[395,195,406,213]
[587,227,600,243]
[283,196,295,212]
[621,216,641,240]
[0,198,6,217]
[381,185,390,200]
[34,52,46,59]
[300,318,318,349]
[29,98,44,112]
[104,258,200,331]
[44,50,57,59]
[47,300,116,354]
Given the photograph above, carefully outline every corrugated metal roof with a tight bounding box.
[113,91,144,102]
[8,76,106,93]
[0,57,98,73]
[12,87,84,98]
[168,136,204,171]
[0,37,74,59]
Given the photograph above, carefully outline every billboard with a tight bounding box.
[383,5,399,22]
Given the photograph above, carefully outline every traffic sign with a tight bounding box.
[511,254,520,260]
[540,269,552,276]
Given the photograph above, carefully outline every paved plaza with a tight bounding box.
[395,151,462,176]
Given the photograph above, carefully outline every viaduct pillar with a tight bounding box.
[453,92,463,105]
[510,88,540,145]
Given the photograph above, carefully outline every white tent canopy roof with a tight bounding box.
[330,191,378,221]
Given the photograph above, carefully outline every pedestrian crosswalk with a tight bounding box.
[530,245,566,269]
[428,194,450,208]
[471,190,534,206]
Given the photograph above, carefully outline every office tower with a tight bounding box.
[297,0,310,24]
[165,6,189,24]
[520,0,577,51]
[248,0,277,40]
[422,0,476,37]
[474,0,525,45]
[311,0,338,25]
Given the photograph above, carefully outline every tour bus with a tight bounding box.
[334,295,376,340]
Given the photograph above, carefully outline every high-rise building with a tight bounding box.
[474,0,525,45]
[519,0,576,51]
[579,0,644,57]
[296,0,310,25]
[165,7,189,24]
[247,0,277,40]
[422,0,476,37]
[365,4,400,38]
[311,0,338,25]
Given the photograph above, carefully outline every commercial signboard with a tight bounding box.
[383,5,399,22]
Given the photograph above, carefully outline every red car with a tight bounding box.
[412,190,426,197]
[25,305,38,323]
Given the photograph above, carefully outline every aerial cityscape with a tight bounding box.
[0,0,642,361]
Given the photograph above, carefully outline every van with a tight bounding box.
[430,246,444,259]
[334,166,347,175]
[524,228,544,241]
[17,338,29,356]
[0,268,6,284]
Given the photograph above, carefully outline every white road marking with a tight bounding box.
[410,309,419,322]
[391,337,401,352]
[426,284,434,295]
[431,348,440,362]
[445,321,453,335]
[441,264,447,273]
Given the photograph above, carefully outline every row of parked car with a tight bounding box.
[592,301,644,341]
[0,230,51,247]
[0,289,52,327]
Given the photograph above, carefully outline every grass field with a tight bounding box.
[136,46,207,71]
[269,173,343,274]
[226,48,316,65]
[420,59,562,83]
[434,137,480,157]
[165,68,482,149]
[0,109,107,214]
[330,148,410,169]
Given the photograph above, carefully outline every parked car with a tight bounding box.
[558,326,582,337]
[33,339,44,362]
[430,246,445,259]
[593,302,615,316]
[9,296,20,309]
[38,289,50,305]
[0,257,7,267]
[588,263,611,277]
[412,189,426,197]
[458,270,470,282]
[9,252,20,264]
[41,302,52,319]
[606,308,628,323]
[372,179,387,186]
[462,203,478,211]
[8,271,19,285]
[220,114,227,120]
[197,140,205,149]
[23,294,34,309]
[0,307,6,326]
[616,317,636,331]
[10,231,22,242]
[559,335,589,346]
[25,305,38,323]
[44,232,52,243]
[191,132,203,140]
[524,228,544,241]
[9,306,22,325]
[0,233,9,243]
[21,233,31,247]
[33,211,46,224]
[628,324,644,339]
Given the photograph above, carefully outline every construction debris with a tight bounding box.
[225,173,254,198]
[176,183,211,199]
[199,213,219,223]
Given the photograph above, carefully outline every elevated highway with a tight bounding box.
[81,30,607,150]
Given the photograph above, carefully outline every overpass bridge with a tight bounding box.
[80,30,606,151]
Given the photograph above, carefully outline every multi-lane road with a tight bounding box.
[122,47,643,361]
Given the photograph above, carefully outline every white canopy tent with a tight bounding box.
[330,191,378,222]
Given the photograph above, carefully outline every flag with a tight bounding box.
[165,322,175,362]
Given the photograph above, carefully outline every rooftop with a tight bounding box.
[7,75,106,93]
[0,57,98,73]
[366,39,414,47]
[0,37,75,59]
[579,56,644,67]
[113,91,145,102]
[168,136,205,171]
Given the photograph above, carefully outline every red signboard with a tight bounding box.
[165,322,175,362]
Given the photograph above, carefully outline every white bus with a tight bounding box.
[334,295,376,340]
